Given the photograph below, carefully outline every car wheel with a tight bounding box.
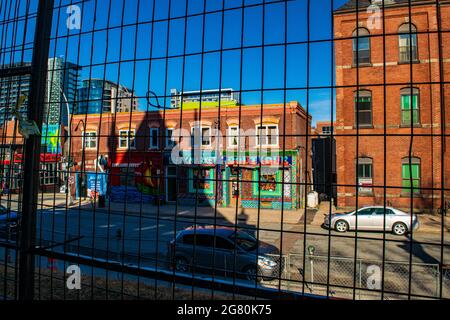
[174,256,190,273]
[392,222,408,236]
[242,265,260,282]
[335,220,349,233]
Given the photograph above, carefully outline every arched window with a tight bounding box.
[352,28,371,66]
[400,87,420,126]
[354,90,372,127]
[402,157,421,194]
[398,23,418,63]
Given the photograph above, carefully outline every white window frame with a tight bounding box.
[228,125,239,148]
[119,129,135,149]
[149,127,159,149]
[40,162,57,185]
[166,128,175,148]
[82,131,97,149]
[191,126,211,147]
[256,124,279,147]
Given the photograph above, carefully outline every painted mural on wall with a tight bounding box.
[135,160,159,195]
[41,124,61,154]
[109,159,162,203]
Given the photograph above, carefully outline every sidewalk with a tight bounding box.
[0,193,303,225]
[77,199,304,225]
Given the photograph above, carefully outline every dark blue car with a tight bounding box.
[0,205,20,235]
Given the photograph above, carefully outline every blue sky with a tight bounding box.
[1,0,349,125]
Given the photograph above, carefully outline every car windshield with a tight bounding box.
[230,231,257,251]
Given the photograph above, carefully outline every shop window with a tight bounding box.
[252,169,283,197]
[261,172,277,192]
[190,168,214,194]
[400,87,420,126]
[40,162,58,185]
[150,127,159,149]
[352,27,371,66]
[402,157,421,194]
[119,129,135,149]
[399,23,418,63]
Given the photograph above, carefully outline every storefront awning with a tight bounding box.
[9,153,61,163]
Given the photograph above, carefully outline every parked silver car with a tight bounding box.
[323,206,419,236]
[167,226,282,281]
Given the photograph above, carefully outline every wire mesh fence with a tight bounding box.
[0,0,449,301]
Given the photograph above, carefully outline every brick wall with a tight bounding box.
[70,102,311,160]
[334,2,450,212]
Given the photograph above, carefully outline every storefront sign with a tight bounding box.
[177,151,293,167]
[358,178,373,193]
[86,172,108,196]
[226,154,292,166]
[177,150,222,165]
[112,162,143,168]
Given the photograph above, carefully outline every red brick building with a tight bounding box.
[69,101,312,209]
[0,120,65,192]
[334,0,449,212]
[313,121,335,137]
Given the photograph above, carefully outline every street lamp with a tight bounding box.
[57,88,73,205]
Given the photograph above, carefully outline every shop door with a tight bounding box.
[229,175,240,208]
[166,166,177,202]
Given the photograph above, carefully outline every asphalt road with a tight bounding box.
[28,206,449,267]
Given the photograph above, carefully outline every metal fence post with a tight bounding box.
[18,0,55,300]
[436,265,440,298]
[359,260,362,300]
[286,254,290,291]
[310,255,314,292]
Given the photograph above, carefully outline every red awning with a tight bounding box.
[13,153,61,163]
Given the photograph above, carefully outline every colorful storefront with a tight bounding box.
[223,151,300,210]
[73,149,302,210]
[109,152,164,203]
[1,152,61,192]
[75,152,164,202]
[170,150,300,210]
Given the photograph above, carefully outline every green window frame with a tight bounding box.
[356,157,373,194]
[189,168,214,195]
[401,88,419,126]
[252,169,283,197]
[402,158,420,194]
[354,90,372,127]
